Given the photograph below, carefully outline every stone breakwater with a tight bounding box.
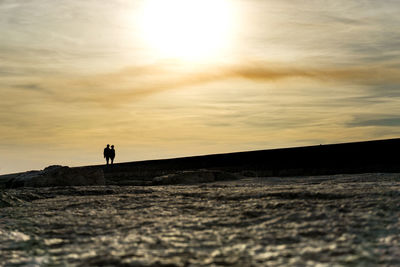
[1,173,400,266]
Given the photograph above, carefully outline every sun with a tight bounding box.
[139,0,235,63]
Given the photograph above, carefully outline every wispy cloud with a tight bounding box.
[348,115,400,127]
[30,62,400,106]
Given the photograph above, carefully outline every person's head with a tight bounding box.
[111,145,114,148]
[107,144,110,148]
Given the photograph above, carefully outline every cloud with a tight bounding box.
[33,62,400,106]
[13,83,48,91]
[348,115,400,127]
[366,84,400,98]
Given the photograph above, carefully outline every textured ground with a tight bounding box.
[1,173,400,266]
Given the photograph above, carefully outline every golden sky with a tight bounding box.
[1,0,400,174]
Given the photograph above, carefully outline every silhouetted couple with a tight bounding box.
[104,144,115,165]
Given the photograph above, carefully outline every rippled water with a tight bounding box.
[1,173,400,266]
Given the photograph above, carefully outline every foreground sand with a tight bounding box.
[1,173,400,266]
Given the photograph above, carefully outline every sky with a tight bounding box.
[1,0,400,174]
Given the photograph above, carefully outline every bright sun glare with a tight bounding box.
[139,0,235,62]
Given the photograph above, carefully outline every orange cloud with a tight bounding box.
[32,62,400,106]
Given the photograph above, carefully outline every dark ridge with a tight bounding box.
[1,138,399,185]
[96,138,400,179]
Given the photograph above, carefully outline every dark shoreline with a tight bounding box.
[98,138,400,180]
[1,138,399,188]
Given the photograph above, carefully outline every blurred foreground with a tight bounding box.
[1,173,400,266]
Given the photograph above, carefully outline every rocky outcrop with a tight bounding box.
[152,170,240,185]
[5,165,105,188]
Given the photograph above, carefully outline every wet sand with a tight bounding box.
[1,173,400,266]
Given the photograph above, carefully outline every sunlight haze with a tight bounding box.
[138,0,236,62]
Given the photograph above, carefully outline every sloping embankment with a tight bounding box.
[98,138,400,184]
[1,138,399,187]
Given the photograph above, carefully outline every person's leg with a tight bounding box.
[106,157,109,165]
[111,158,114,165]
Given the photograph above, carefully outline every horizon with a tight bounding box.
[1,0,400,174]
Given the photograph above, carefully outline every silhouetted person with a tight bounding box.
[110,145,115,165]
[104,144,111,165]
